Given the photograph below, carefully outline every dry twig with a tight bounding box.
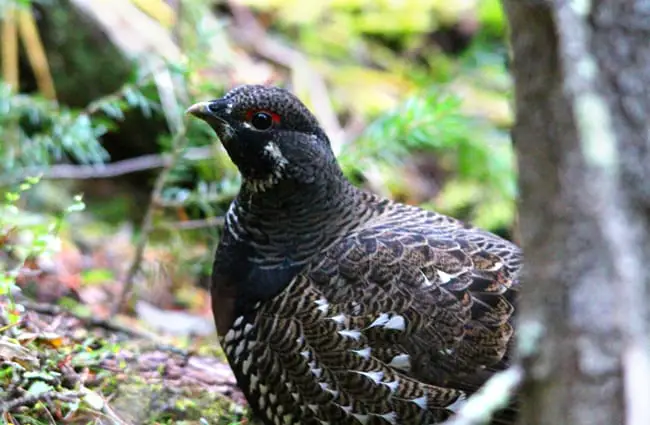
[19,301,157,340]
[110,121,190,316]
[160,216,225,230]
[0,390,81,414]
[1,146,214,185]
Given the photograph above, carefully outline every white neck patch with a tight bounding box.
[263,142,289,167]
[243,142,289,193]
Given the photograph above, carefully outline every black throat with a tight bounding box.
[213,165,358,311]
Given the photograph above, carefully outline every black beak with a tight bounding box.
[186,101,214,119]
[186,99,231,131]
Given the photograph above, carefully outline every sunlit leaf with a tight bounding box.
[82,389,105,410]
[27,380,53,396]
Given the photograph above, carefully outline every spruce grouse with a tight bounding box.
[187,85,521,425]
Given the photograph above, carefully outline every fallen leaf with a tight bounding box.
[0,336,39,366]
[27,380,53,396]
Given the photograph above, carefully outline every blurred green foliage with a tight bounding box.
[0,176,85,319]
[0,83,108,171]
[340,87,515,230]
[0,76,159,178]
[0,0,515,266]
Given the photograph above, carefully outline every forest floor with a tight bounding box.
[0,225,247,425]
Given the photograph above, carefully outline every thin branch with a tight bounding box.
[0,391,81,413]
[155,191,236,209]
[160,216,225,230]
[441,365,523,425]
[78,387,131,425]
[110,121,190,316]
[19,301,158,340]
[1,146,215,184]
[0,69,205,187]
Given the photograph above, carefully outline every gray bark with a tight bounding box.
[501,1,650,424]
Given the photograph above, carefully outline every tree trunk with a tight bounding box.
[501,1,650,424]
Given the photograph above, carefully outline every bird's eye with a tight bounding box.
[207,102,221,113]
[251,112,274,131]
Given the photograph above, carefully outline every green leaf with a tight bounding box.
[4,191,19,203]
[81,269,115,286]
[82,389,105,410]
[24,370,61,381]
[27,381,54,396]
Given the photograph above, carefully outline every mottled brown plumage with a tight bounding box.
[187,85,521,425]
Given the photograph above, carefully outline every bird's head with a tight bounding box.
[187,85,338,192]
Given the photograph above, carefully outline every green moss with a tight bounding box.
[107,378,245,424]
